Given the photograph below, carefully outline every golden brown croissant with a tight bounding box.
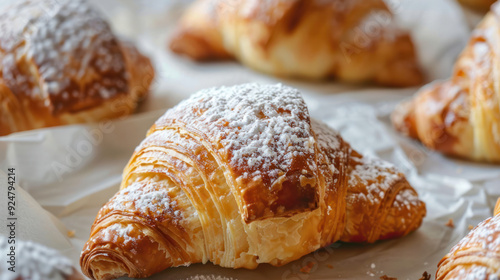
[80,83,426,280]
[436,198,500,279]
[169,0,424,87]
[0,0,154,136]
[392,3,500,163]
[0,236,83,280]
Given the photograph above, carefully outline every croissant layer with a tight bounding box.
[81,83,425,280]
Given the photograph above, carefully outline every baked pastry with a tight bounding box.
[0,236,83,280]
[436,198,500,279]
[392,3,500,163]
[0,0,154,136]
[80,83,426,280]
[169,0,424,87]
[458,0,496,11]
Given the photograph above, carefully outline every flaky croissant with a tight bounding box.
[0,0,154,136]
[80,83,426,280]
[169,0,424,87]
[392,3,500,163]
[436,198,500,279]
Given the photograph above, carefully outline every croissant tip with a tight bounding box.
[80,250,131,280]
[495,198,500,216]
[169,27,232,61]
[391,98,418,139]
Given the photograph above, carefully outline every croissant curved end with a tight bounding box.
[80,250,130,280]
[80,219,176,280]
[378,184,426,241]
[391,98,418,140]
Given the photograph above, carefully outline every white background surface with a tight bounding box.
[1,0,499,279]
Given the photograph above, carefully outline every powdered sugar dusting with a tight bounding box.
[342,152,424,242]
[349,155,401,202]
[450,214,500,255]
[344,153,409,238]
[152,83,319,220]
[99,223,139,245]
[439,215,500,280]
[311,119,342,152]
[457,267,499,280]
[149,83,423,224]
[0,0,128,113]
[311,119,344,176]
[0,236,75,280]
[106,181,181,220]
[157,83,316,180]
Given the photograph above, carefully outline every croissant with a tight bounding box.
[0,0,154,136]
[0,236,83,280]
[80,83,426,280]
[436,198,500,279]
[169,0,424,87]
[392,3,500,163]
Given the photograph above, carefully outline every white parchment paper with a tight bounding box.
[1,0,498,279]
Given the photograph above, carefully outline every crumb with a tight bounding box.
[67,230,75,238]
[419,271,431,280]
[300,261,315,274]
[327,264,334,269]
[468,225,474,230]
[371,263,376,269]
[445,218,455,228]
[380,275,397,280]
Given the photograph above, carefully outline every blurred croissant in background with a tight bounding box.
[0,0,154,136]
[392,2,500,163]
[170,0,424,87]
